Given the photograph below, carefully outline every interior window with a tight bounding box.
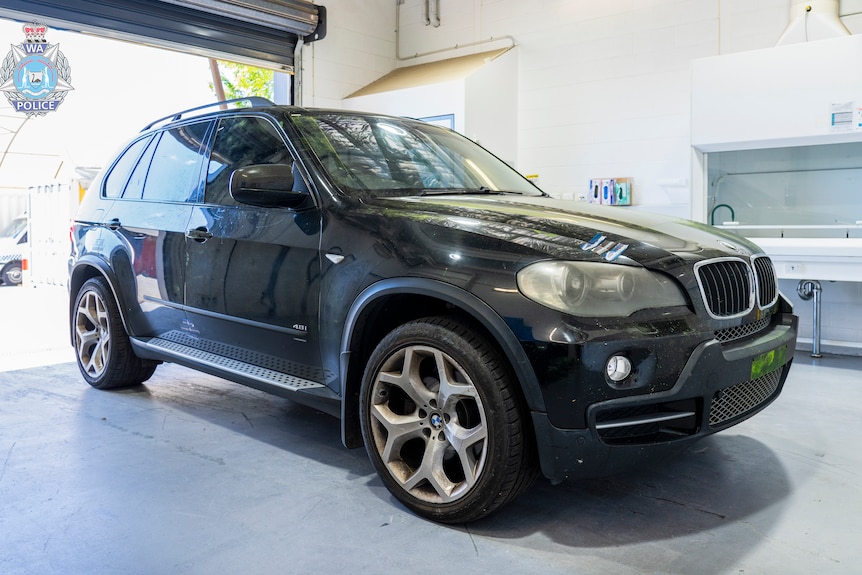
[103,136,151,199]
[206,116,293,206]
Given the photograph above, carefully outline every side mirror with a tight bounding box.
[229,164,308,209]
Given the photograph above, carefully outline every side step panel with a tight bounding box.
[137,336,326,393]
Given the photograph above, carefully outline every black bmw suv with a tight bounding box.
[69,98,797,523]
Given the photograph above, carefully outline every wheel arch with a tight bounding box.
[338,277,545,449]
[69,255,138,346]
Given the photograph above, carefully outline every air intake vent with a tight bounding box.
[709,367,784,427]
[695,258,753,319]
[594,398,699,445]
[714,315,771,343]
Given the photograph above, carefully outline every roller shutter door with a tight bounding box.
[0,0,322,68]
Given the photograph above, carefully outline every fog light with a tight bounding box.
[606,355,632,382]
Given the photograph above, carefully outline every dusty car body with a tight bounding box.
[69,100,797,523]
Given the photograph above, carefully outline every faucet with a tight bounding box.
[710,203,735,225]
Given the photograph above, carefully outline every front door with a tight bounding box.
[184,115,325,387]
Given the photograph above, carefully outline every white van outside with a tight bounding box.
[0,215,27,286]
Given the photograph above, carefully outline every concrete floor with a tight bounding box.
[1,284,861,574]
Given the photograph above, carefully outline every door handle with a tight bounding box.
[186,226,213,242]
[106,218,121,230]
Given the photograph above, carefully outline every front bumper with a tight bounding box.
[532,311,798,483]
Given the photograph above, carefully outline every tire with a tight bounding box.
[72,276,157,389]
[1,261,22,286]
[360,316,537,523]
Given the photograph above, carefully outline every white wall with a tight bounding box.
[306,0,807,216]
[465,47,518,168]
[299,0,396,109]
[342,80,467,134]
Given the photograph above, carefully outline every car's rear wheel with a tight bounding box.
[73,276,157,389]
[360,316,536,523]
[1,261,22,286]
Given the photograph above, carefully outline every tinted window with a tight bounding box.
[103,136,150,199]
[124,135,159,200]
[140,123,210,202]
[206,116,292,206]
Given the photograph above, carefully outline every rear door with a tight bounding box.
[103,121,211,337]
[184,115,325,388]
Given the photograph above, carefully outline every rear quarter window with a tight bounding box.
[103,136,151,199]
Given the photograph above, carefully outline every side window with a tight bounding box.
[124,135,159,200]
[103,136,151,199]
[140,123,210,203]
[206,116,293,206]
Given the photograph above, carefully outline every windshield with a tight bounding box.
[1,217,27,238]
[285,112,543,198]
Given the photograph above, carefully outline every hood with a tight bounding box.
[370,194,762,271]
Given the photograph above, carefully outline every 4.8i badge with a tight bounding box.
[0,22,73,116]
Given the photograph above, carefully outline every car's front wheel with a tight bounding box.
[72,276,157,389]
[1,261,22,286]
[360,317,536,523]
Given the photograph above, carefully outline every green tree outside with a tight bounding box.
[210,60,274,101]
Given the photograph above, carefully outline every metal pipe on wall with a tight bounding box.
[396,0,515,63]
[797,280,824,358]
[422,0,441,27]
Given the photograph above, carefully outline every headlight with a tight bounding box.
[517,261,688,317]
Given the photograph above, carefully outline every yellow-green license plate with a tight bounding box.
[751,345,788,380]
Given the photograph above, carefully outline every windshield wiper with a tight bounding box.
[418,187,523,196]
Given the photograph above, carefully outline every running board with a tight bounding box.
[140,336,325,392]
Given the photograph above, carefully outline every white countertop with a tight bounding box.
[748,237,862,282]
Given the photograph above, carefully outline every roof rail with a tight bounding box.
[141,97,275,131]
